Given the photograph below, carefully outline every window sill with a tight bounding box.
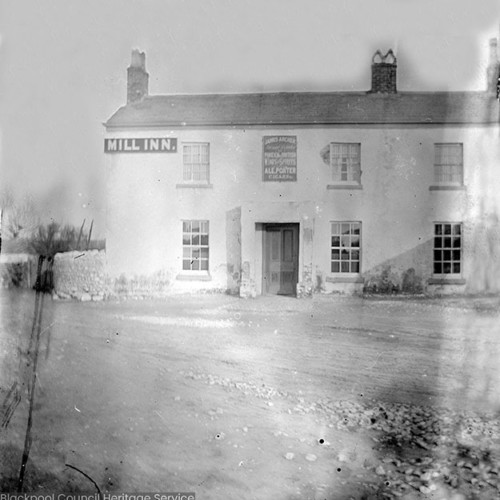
[326,275,364,284]
[176,273,212,281]
[176,183,213,189]
[429,185,466,191]
[428,278,466,285]
[327,184,363,190]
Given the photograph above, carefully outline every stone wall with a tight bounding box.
[53,250,108,301]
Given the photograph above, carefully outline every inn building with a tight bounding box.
[104,44,500,297]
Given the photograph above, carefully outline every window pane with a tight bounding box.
[200,248,209,259]
[331,250,340,260]
[452,250,461,260]
[331,236,340,247]
[453,224,461,235]
[443,250,451,261]
[192,221,200,232]
[351,236,360,247]
[434,250,442,261]
[332,262,340,272]
[341,250,350,260]
[183,260,191,270]
[331,223,340,235]
[182,235,191,245]
[434,263,442,273]
[341,262,349,272]
[444,237,452,248]
[444,224,452,235]
[341,235,350,247]
[341,224,350,234]
[192,235,200,245]
[351,250,360,261]
[452,237,461,248]
[351,262,359,273]
[453,263,461,273]
[200,235,209,246]
[434,237,442,248]
[183,221,191,232]
[435,225,443,235]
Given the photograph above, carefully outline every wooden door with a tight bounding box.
[263,224,299,296]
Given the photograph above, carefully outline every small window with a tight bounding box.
[183,143,209,183]
[433,144,463,185]
[327,143,361,184]
[433,223,462,275]
[331,222,361,273]
[182,220,209,271]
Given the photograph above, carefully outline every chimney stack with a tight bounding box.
[127,50,149,104]
[369,50,397,94]
[486,37,499,94]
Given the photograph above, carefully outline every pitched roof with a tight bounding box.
[105,91,500,129]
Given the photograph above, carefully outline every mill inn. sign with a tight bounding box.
[105,137,178,153]
[262,136,297,181]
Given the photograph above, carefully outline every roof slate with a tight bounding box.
[105,91,500,128]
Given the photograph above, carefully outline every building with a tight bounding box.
[104,43,500,297]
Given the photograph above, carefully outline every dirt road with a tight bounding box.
[1,291,499,499]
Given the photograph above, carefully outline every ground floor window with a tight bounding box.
[182,220,209,271]
[433,222,461,275]
[331,222,361,273]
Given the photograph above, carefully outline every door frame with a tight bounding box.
[262,222,300,296]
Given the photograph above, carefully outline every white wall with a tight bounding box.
[105,124,500,294]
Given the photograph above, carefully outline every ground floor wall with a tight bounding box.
[103,199,500,298]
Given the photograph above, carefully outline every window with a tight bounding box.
[331,222,361,273]
[327,143,361,184]
[183,143,209,183]
[182,220,209,271]
[433,143,463,185]
[433,223,461,275]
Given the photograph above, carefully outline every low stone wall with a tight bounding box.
[53,250,109,301]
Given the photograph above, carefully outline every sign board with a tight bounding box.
[105,138,177,153]
[262,136,297,181]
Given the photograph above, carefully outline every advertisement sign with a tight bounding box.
[262,136,297,181]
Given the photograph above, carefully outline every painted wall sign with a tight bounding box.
[262,136,297,181]
[105,137,177,153]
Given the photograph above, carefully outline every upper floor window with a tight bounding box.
[183,143,209,183]
[433,143,463,186]
[328,143,361,185]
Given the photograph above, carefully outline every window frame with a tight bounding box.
[181,142,210,186]
[327,142,362,187]
[181,220,210,274]
[432,222,462,278]
[432,143,464,187]
[330,221,362,275]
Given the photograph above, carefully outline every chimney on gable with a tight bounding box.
[127,50,149,104]
[486,37,499,94]
[369,49,397,94]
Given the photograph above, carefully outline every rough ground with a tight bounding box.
[1,290,499,499]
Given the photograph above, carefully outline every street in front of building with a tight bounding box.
[1,290,499,499]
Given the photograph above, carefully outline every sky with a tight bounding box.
[0,0,499,238]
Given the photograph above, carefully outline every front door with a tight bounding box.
[263,224,299,296]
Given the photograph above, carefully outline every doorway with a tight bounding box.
[263,223,299,296]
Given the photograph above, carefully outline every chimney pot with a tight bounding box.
[487,38,500,94]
